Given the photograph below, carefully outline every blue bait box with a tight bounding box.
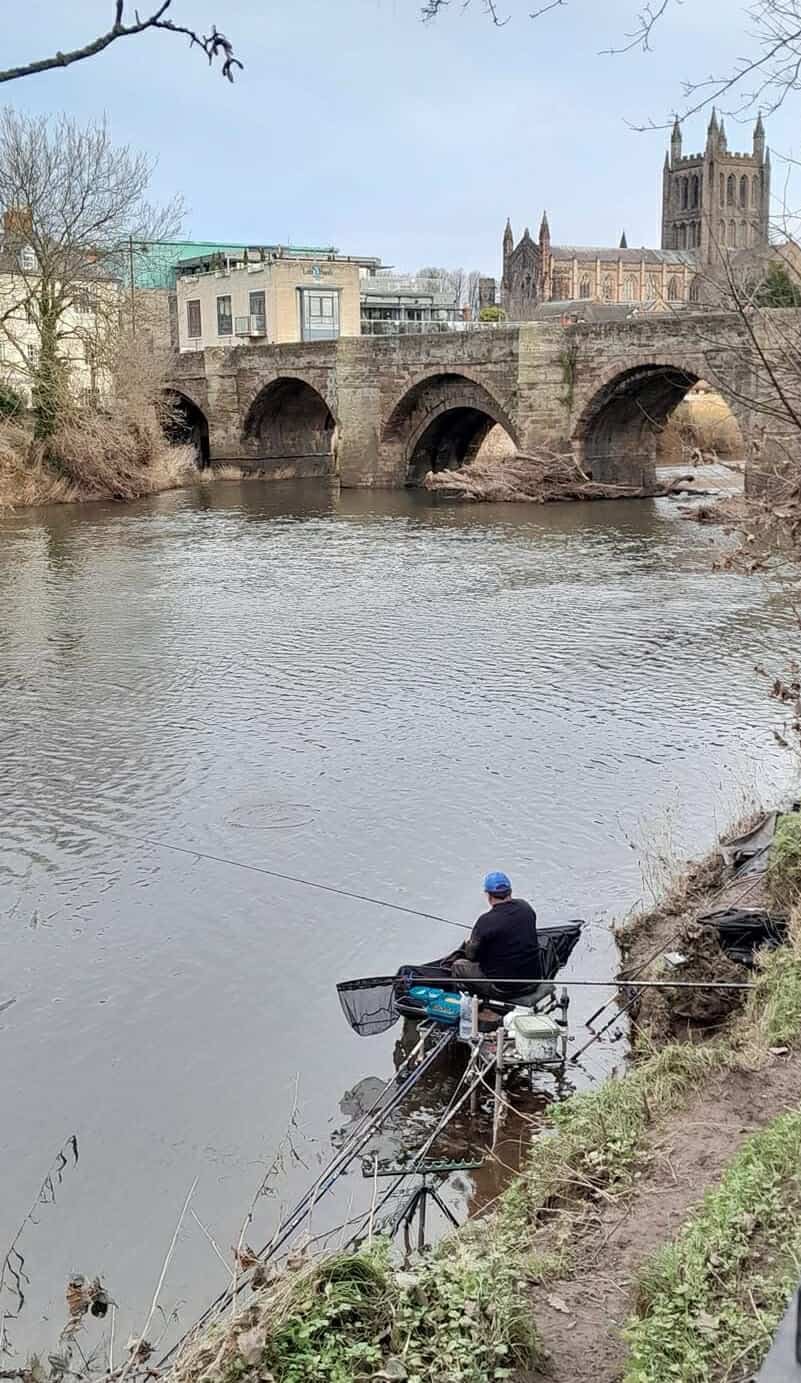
[408,985,461,1025]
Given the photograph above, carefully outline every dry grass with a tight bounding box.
[0,407,195,511]
[658,392,744,463]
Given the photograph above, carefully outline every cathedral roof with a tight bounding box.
[550,245,698,265]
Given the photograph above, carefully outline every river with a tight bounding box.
[0,476,795,1360]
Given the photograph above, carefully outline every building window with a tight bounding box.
[679,223,688,249]
[729,218,737,247]
[718,219,726,247]
[691,175,700,208]
[602,273,614,302]
[249,290,265,330]
[752,175,759,208]
[187,299,202,338]
[216,295,232,336]
[727,174,736,206]
[740,175,748,208]
[18,245,36,272]
[689,278,701,303]
[579,274,591,299]
[622,275,637,301]
[667,275,681,301]
[299,289,340,341]
[741,220,749,248]
[719,173,725,206]
[646,273,659,299]
[552,275,570,300]
[27,342,38,363]
[75,288,96,315]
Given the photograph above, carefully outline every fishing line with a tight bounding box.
[141,836,471,931]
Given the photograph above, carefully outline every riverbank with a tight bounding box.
[0,415,195,510]
[155,811,801,1383]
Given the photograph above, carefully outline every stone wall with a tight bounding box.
[168,311,801,491]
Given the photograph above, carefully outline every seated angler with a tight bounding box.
[452,871,541,999]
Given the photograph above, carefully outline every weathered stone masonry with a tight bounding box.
[169,313,801,492]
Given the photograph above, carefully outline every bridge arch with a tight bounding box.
[242,376,337,471]
[383,372,519,485]
[163,389,210,467]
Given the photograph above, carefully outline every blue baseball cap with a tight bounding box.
[483,870,512,896]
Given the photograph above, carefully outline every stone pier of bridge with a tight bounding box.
[167,314,801,493]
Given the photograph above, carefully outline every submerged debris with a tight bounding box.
[423,451,702,504]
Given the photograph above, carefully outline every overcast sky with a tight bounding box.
[3,1,800,274]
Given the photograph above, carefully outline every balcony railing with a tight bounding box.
[234,314,267,337]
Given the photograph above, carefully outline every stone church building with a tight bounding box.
[499,112,771,317]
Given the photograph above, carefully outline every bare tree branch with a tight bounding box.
[0,1,243,85]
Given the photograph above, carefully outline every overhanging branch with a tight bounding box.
[0,2,243,85]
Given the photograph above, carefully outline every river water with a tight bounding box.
[0,476,795,1359]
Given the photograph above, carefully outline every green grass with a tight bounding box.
[741,933,801,1050]
[767,814,801,912]
[214,1237,539,1383]
[623,1110,801,1383]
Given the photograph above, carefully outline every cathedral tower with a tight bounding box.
[661,111,771,262]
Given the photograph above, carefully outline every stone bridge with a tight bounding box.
[167,313,796,489]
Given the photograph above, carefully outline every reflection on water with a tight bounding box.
[0,475,794,1356]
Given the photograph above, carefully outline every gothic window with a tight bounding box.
[691,175,700,208]
[679,223,688,249]
[739,175,748,208]
[646,273,659,299]
[667,275,681,301]
[719,173,725,206]
[681,177,689,209]
[622,275,638,300]
[579,274,591,298]
[729,219,737,247]
[752,175,759,208]
[553,275,570,300]
[741,220,749,248]
[718,219,726,247]
[602,273,614,302]
[674,176,681,204]
[727,174,736,206]
[689,278,701,303]
[523,273,532,298]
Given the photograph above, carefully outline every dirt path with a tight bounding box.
[524,1050,801,1383]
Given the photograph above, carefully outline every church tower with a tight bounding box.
[661,111,771,263]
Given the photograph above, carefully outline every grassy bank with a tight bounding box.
[0,411,196,510]
[624,1108,801,1382]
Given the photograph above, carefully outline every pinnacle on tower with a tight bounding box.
[706,106,719,151]
[718,117,728,150]
[619,229,628,249]
[539,210,551,246]
[671,116,682,161]
[754,111,766,159]
[503,217,513,257]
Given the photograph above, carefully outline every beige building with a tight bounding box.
[175,247,381,353]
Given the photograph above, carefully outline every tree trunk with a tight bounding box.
[33,289,67,443]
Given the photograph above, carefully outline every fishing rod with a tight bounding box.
[141,837,471,932]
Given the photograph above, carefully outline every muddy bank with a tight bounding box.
[424,452,708,504]
[527,1050,801,1383]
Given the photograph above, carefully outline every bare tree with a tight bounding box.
[0,2,242,85]
[422,0,801,125]
[0,109,182,439]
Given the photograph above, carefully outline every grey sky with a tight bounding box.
[3,1,799,274]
